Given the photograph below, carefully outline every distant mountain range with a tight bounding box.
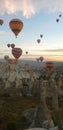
[0,58,63,68]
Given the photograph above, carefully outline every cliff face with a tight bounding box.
[0,62,63,99]
[0,62,41,91]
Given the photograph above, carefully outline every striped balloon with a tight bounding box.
[12,48,22,59]
[9,18,23,37]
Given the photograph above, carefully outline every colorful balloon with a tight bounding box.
[46,61,54,72]
[12,48,22,59]
[9,18,23,37]
[0,19,4,25]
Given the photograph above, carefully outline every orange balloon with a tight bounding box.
[9,18,23,37]
[46,61,54,72]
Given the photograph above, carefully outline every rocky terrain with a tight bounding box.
[0,60,63,130]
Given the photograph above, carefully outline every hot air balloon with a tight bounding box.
[40,34,43,38]
[12,48,22,59]
[46,61,54,72]
[36,58,40,62]
[59,14,62,18]
[0,19,4,25]
[9,18,23,37]
[56,18,59,22]
[26,51,28,54]
[37,39,41,44]
[8,58,18,64]
[7,44,10,48]
[39,56,43,62]
[4,55,9,61]
[11,43,15,49]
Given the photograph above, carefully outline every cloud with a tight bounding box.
[34,48,63,52]
[31,48,63,56]
[41,49,63,52]
[0,31,9,35]
[0,0,63,18]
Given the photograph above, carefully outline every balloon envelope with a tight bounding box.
[7,44,10,48]
[9,18,23,37]
[26,51,28,54]
[36,58,39,62]
[0,19,3,25]
[46,61,54,72]
[12,48,22,59]
[11,43,15,48]
[56,18,59,22]
[4,55,9,61]
[40,56,43,61]
[40,34,43,38]
[8,58,18,64]
[59,14,62,17]
[37,39,41,44]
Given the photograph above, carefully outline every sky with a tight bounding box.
[0,0,63,62]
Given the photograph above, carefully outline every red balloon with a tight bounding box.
[12,48,22,59]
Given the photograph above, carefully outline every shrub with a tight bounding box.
[5,122,17,130]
